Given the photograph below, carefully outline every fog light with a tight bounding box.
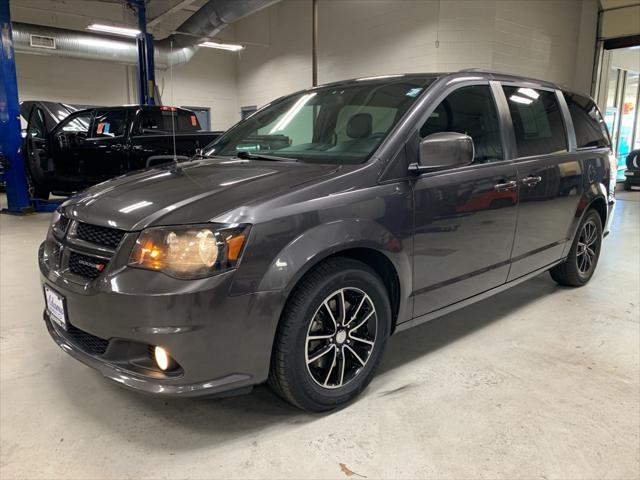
[154,346,171,371]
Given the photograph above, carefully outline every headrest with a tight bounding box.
[346,113,372,139]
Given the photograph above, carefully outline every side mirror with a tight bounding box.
[409,132,474,174]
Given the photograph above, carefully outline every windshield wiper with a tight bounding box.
[236,151,299,163]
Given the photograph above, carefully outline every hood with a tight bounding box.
[60,159,340,231]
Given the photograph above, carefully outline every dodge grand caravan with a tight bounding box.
[39,71,616,411]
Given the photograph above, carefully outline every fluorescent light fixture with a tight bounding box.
[510,94,533,105]
[518,87,540,100]
[87,24,140,37]
[199,41,244,51]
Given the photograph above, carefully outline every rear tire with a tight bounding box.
[268,257,391,411]
[624,181,632,191]
[549,209,602,287]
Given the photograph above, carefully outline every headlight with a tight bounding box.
[128,224,250,279]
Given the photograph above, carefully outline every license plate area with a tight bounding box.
[44,285,67,330]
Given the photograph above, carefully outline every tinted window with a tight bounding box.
[208,76,436,165]
[139,108,199,134]
[61,112,92,133]
[419,85,503,163]
[91,110,126,138]
[503,86,567,157]
[564,92,610,149]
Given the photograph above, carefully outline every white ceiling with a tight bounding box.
[9,0,211,40]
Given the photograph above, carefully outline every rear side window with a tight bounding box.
[419,85,504,163]
[503,86,567,157]
[139,108,200,134]
[91,110,126,138]
[564,92,610,149]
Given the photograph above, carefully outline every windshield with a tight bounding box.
[206,75,436,164]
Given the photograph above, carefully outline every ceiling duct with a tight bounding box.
[11,0,279,69]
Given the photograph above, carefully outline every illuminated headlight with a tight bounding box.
[128,224,250,279]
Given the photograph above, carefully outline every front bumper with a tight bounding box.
[39,243,286,397]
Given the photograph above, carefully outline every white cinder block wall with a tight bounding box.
[15,48,242,130]
[154,49,240,130]
[235,0,314,110]
[235,0,599,110]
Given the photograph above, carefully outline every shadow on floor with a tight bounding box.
[59,272,562,451]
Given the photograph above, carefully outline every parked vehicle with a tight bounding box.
[23,104,222,198]
[39,71,615,411]
[623,149,640,190]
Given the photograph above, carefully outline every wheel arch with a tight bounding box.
[257,220,412,333]
[588,196,607,228]
[566,183,608,246]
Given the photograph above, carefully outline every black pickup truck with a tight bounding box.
[21,103,222,198]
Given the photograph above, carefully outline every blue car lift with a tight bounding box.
[0,0,33,214]
[130,0,156,106]
[0,0,155,214]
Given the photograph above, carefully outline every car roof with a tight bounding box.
[69,105,194,115]
[309,69,587,98]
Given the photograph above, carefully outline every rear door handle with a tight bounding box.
[521,175,542,187]
[494,180,517,192]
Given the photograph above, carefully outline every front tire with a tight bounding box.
[269,258,391,411]
[550,209,602,287]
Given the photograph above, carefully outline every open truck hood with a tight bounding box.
[60,158,340,231]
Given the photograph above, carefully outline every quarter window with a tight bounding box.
[139,109,200,134]
[503,86,567,157]
[419,85,504,163]
[564,92,611,149]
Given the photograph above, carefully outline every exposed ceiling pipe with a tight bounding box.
[11,0,279,69]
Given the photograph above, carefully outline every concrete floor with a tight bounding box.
[1,192,638,480]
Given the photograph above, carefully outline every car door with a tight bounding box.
[79,109,129,183]
[23,105,49,184]
[411,83,519,317]
[499,85,583,280]
[50,110,93,179]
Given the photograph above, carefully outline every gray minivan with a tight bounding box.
[39,70,615,411]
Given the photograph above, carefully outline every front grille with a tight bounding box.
[51,242,63,268]
[57,215,70,233]
[68,251,108,279]
[76,222,126,248]
[65,324,109,355]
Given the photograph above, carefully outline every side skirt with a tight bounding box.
[395,258,565,333]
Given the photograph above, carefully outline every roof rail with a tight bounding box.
[458,68,508,75]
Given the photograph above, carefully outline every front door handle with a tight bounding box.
[521,175,542,187]
[494,180,517,192]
